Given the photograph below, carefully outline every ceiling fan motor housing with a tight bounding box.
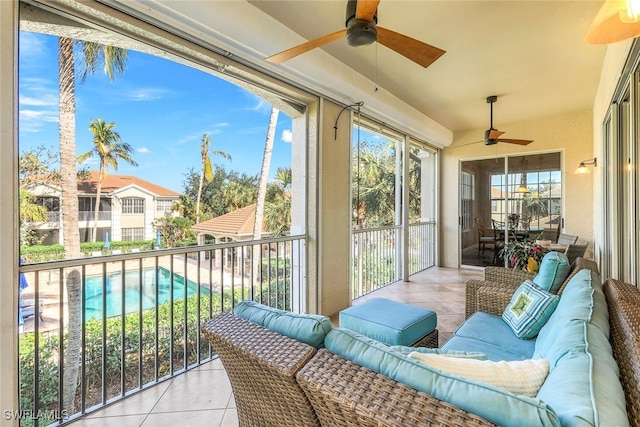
[484,129,498,145]
[345,0,378,47]
[346,20,377,46]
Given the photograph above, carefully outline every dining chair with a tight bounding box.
[564,243,588,264]
[474,217,496,256]
[557,233,579,246]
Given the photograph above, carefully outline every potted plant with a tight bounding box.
[499,240,550,273]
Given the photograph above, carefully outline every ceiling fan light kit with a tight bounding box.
[586,0,640,44]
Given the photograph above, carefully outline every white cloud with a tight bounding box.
[137,147,149,153]
[19,33,47,59]
[19,94,58,107]
[281,129,292,143]
[123,87,172,102]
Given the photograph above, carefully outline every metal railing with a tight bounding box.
[18,235,305,426]
[351,221,436,299]
[408,221,436,275]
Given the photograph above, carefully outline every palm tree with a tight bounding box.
[264,167,292,237]
[196,133,230,224]
[57,37,127,414]
[19,190,48,224]
[78,118,138,242]
[253,107,279,241]
[252,107,279,282]
[222,174,258,210]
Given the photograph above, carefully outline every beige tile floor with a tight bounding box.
[69,266,482,427]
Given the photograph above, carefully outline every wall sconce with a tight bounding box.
[586,0,640,44]
[574,157,597,174]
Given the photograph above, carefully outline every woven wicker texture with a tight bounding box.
[477,285,515,317]
[201,312,320,427]
[412,329,438,348]
[465,257,599,319]
[603,279,640,426]
[297,349,496,426]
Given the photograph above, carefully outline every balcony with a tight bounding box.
[63,266,481,427]
[17,226,438,426]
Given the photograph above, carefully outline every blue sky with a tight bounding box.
[18,32,293,193]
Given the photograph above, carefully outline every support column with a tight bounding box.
[0,1,20,425]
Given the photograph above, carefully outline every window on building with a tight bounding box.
[78,197,111,212]
[460,171,475,231]
[121,227,145,241]
[156,199,173,214]
[122,198,145,214]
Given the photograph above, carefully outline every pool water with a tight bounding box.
[84,267,210,320]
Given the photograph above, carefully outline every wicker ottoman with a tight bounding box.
[339,298,438,347]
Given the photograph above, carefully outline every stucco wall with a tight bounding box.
[317,99,351,316]
[441,110,594,268]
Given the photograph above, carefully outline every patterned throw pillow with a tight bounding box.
[502,280,560,339]
[408,352,549,397]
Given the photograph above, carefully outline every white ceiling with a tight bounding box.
[117,1,608,138]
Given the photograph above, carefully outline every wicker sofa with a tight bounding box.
[464,256,599,319]
[202,263,640,426]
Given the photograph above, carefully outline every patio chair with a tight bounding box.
[474,217,496,256]
[564,243,588,264]
[491,219,507,264]
[557,233,578,246]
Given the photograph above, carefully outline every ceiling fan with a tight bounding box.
[480,96,533,146]
[265,0,446,68]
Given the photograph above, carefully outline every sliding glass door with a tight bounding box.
[460,153,562,267]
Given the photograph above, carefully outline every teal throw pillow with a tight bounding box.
[533,251,571,294]
[502,280,560,340]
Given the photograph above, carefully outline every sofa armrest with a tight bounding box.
[484,266,535,285]
[477,286,515,317]
[297,349,496,426]
[202,311,320,427]
[465,279,520,319]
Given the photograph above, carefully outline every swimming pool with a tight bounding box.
[84,267,210,320]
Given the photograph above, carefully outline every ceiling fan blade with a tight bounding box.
[376,26,445,68]
[266,29,346,63]
[488,129,504,140]
[496,138,534,146]
[356,0,380,21]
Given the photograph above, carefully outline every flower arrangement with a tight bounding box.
[499,240,550,272]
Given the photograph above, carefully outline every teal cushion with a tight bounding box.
[324,328,561,427]
[535,322,628,426]
[339,298,436,346]
[443,335,534,362]
[533,251,571,293]
[233,301,332,348]
[451,312,536,359]
[390,345,487,360]
[502,280,560,339]
[535,269,607,358]
[532,270,628,426]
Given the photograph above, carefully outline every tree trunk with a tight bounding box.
[92,164,105,242]
[253,108,279,281]
[59,36,82,415]
[196,157,205,224]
